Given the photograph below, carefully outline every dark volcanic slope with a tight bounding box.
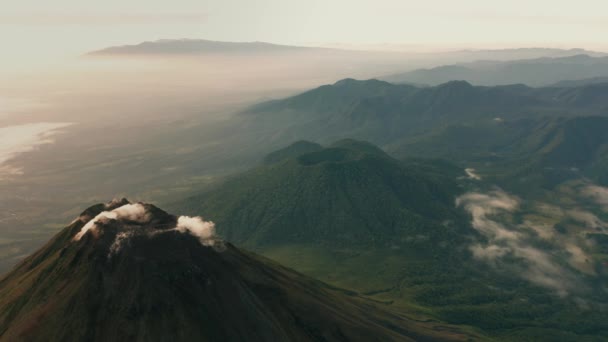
[0,200,473,342]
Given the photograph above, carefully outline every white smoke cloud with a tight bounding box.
[536,203,565,217]
[515,246,577,297]
[106,215,218,256]
[105,198,128,209]
[112,204,150,222]
[456,190,519,240]
[521,220,555,240]
[457,190,582,296]
[565,243,591,271]
[74,203,150,241]
[174,216,216,246]
[465,168,482,180]
[567,209,605,230]
[470,244,509,262]
[582,184,608,210]
[108,231,134,256]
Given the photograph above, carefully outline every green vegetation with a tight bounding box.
[174,139,468,249]
[4,77,608,340]
[263,140,323,165]
[394,116,608,192]
[170,139,608,340]
[259,242,608,341]
[239,78,608,193]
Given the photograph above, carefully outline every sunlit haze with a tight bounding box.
[2,0,608,70]
[3,2,608,340]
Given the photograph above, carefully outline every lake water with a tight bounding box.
[0,122,72,179]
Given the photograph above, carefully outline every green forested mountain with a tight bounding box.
[263,140,323,165]
[240,78,608,148]
[394,115,608,190]
[238,79,608,193]
[176,139,468,249]
[242,79,544,145]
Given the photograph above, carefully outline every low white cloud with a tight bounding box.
[535,203,565,217]
[521,220,554,240]
[567,209,605,230]
[565,244,590,267]
[470,244,509,262]
[457,190,583,295]
[456,190,519,240]
[582,184,608,211]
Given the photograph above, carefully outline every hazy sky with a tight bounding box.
[2,0,608,68]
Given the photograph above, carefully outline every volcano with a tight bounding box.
[0,199,473,341]
[175,140,468,249]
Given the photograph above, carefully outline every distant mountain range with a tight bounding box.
[550,76,608,87]
[242,78,608,143]
[88,39,331,56]
[0,199,473,341]
[383,54,608,87]
[396,115,608,190]
[436,47,607,61]
[88,39,607,64]
[234,78,608,190]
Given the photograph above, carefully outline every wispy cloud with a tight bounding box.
[0,12,207,26]
[582,184,608,211]
[457,190,586,296]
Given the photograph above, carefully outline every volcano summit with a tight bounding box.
[0,200,473,341]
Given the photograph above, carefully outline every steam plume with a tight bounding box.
[74,203,149,241]
[174,216,216,246]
